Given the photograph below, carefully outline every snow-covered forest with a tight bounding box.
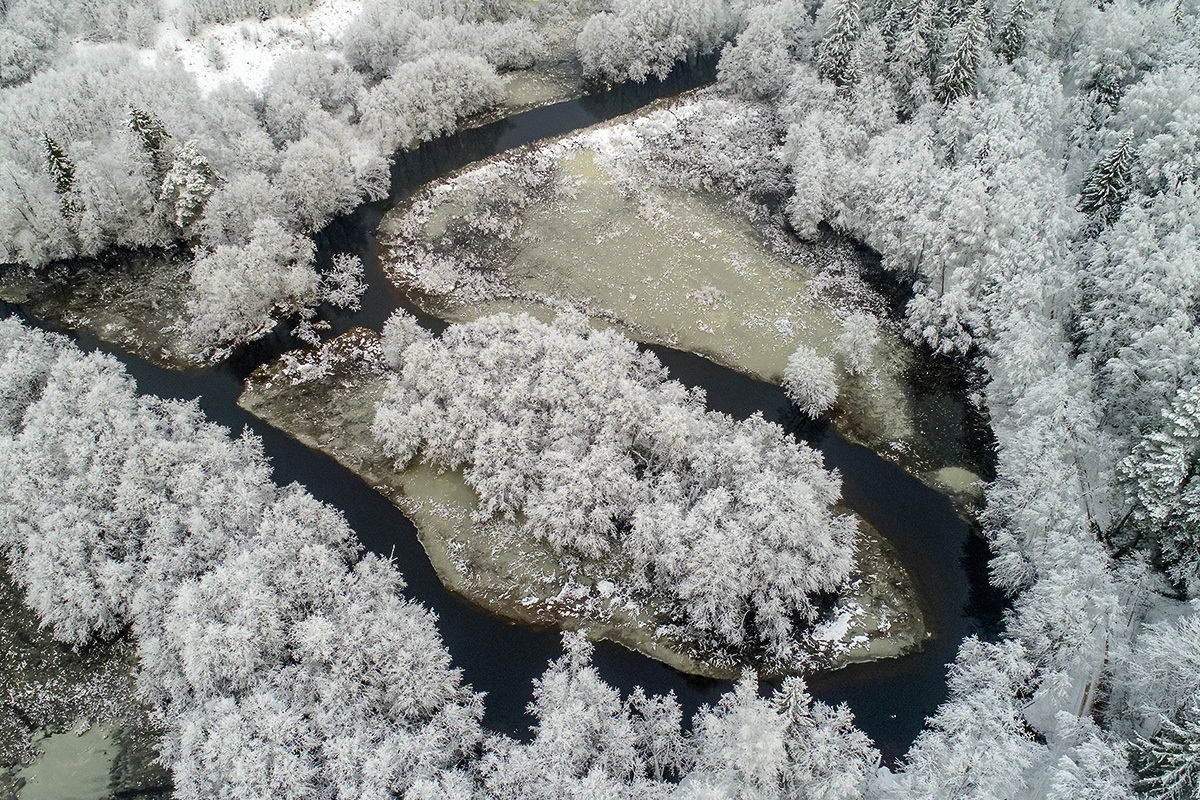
[373,310,858,659]
[3,0,1200,796]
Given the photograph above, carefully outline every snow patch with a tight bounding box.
[141,0,363,94]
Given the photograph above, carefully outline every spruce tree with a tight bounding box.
[1079,133,1135,222]
[128,105,174,185]
[41,133,82,219]
[995,0,1029,63]
[1121,384,1200,591]
[934,1,988,104]
[1136,704,1200,800]
[159,140,218,229]
[817,0,862,88]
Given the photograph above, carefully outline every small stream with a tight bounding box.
[0,56,1005,766]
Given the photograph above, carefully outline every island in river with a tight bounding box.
[239,326,927,679]
[380,90,992,509]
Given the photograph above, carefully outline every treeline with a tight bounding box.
[709,0,1200,794]
[0,317,880,799]
[0,0,735,360]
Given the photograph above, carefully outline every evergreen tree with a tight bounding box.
[891,0,939,86]
[1136,703,1200,800]
[994,0,1029,64]
[817,0,862,88]
[127,105,173,184]
[159,140,218,229]
[41,133,81,219]
[1121,384,1200,592]
[933,1,988,104]
[1079,133,1135,222]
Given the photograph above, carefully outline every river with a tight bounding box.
[0,55,1005,765]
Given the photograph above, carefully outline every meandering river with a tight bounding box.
[1,56,1004,765]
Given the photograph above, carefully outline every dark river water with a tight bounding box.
[2,56,1006,766]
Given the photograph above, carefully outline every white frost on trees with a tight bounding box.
[373,311,857,657]
[784,344,839,418]
[0,318,483,799]
[577,0,732,84]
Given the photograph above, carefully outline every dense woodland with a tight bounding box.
[2,0,1200,797]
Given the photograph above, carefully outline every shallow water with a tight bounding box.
[16,727,115,800]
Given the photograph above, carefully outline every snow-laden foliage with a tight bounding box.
[475,633,878,800]
[374,311,857,658]
[783,345,839,418]
[0,318,483,798]
[711,0,1200,789]
[0,0,543,359]
[577,0,733,84]
[1121,387,1200,593]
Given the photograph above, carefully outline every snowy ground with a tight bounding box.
[141,0,362,95]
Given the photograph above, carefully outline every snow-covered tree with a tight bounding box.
[374,312,857,657]
[185,217,319,357]
[0,319,485,799]
[577,0,732,84]
[994,0,1029,64]
[1121,386,1200,593]
[1079,133,1134,222]
[1135,703,1200,800]
[718,0,812,100]
[933,1,988,104]
[158,140,218,230]
[783,345,839,417]
[41,132,81,219]
[834,313,879,376]
[815,0,862,89]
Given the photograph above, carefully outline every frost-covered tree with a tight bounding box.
[358,52,505,152]
[815,0,862,89]
[0,319,485,799]
[158,140,218,230]
[682,673,788,798]
[783,344,839,417]
[374,312,857,657]
[41,132,81,219]
[718,0,812,100]
[184,217,319,357]
[993,0,1029,64]
[577,0,732,84]
[322,253,367,312]
[885,638,1039,798]
[933,1,988,104]
[1136,703,1200,800]
[775,677,878,799]
[480,633,655,798]
[834,313,880,376]
[127,105,173,184]
[1077,185,1200,437]
[1079,133,1134,222]
[1121,386,1200,592]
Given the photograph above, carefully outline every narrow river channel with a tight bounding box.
[1,57,1005,765]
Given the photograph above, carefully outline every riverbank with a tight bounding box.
[378,90,992,509]
[239,326,928,678]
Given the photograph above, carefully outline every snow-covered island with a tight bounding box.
[379,92,992,502]
[240,321,927,677]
